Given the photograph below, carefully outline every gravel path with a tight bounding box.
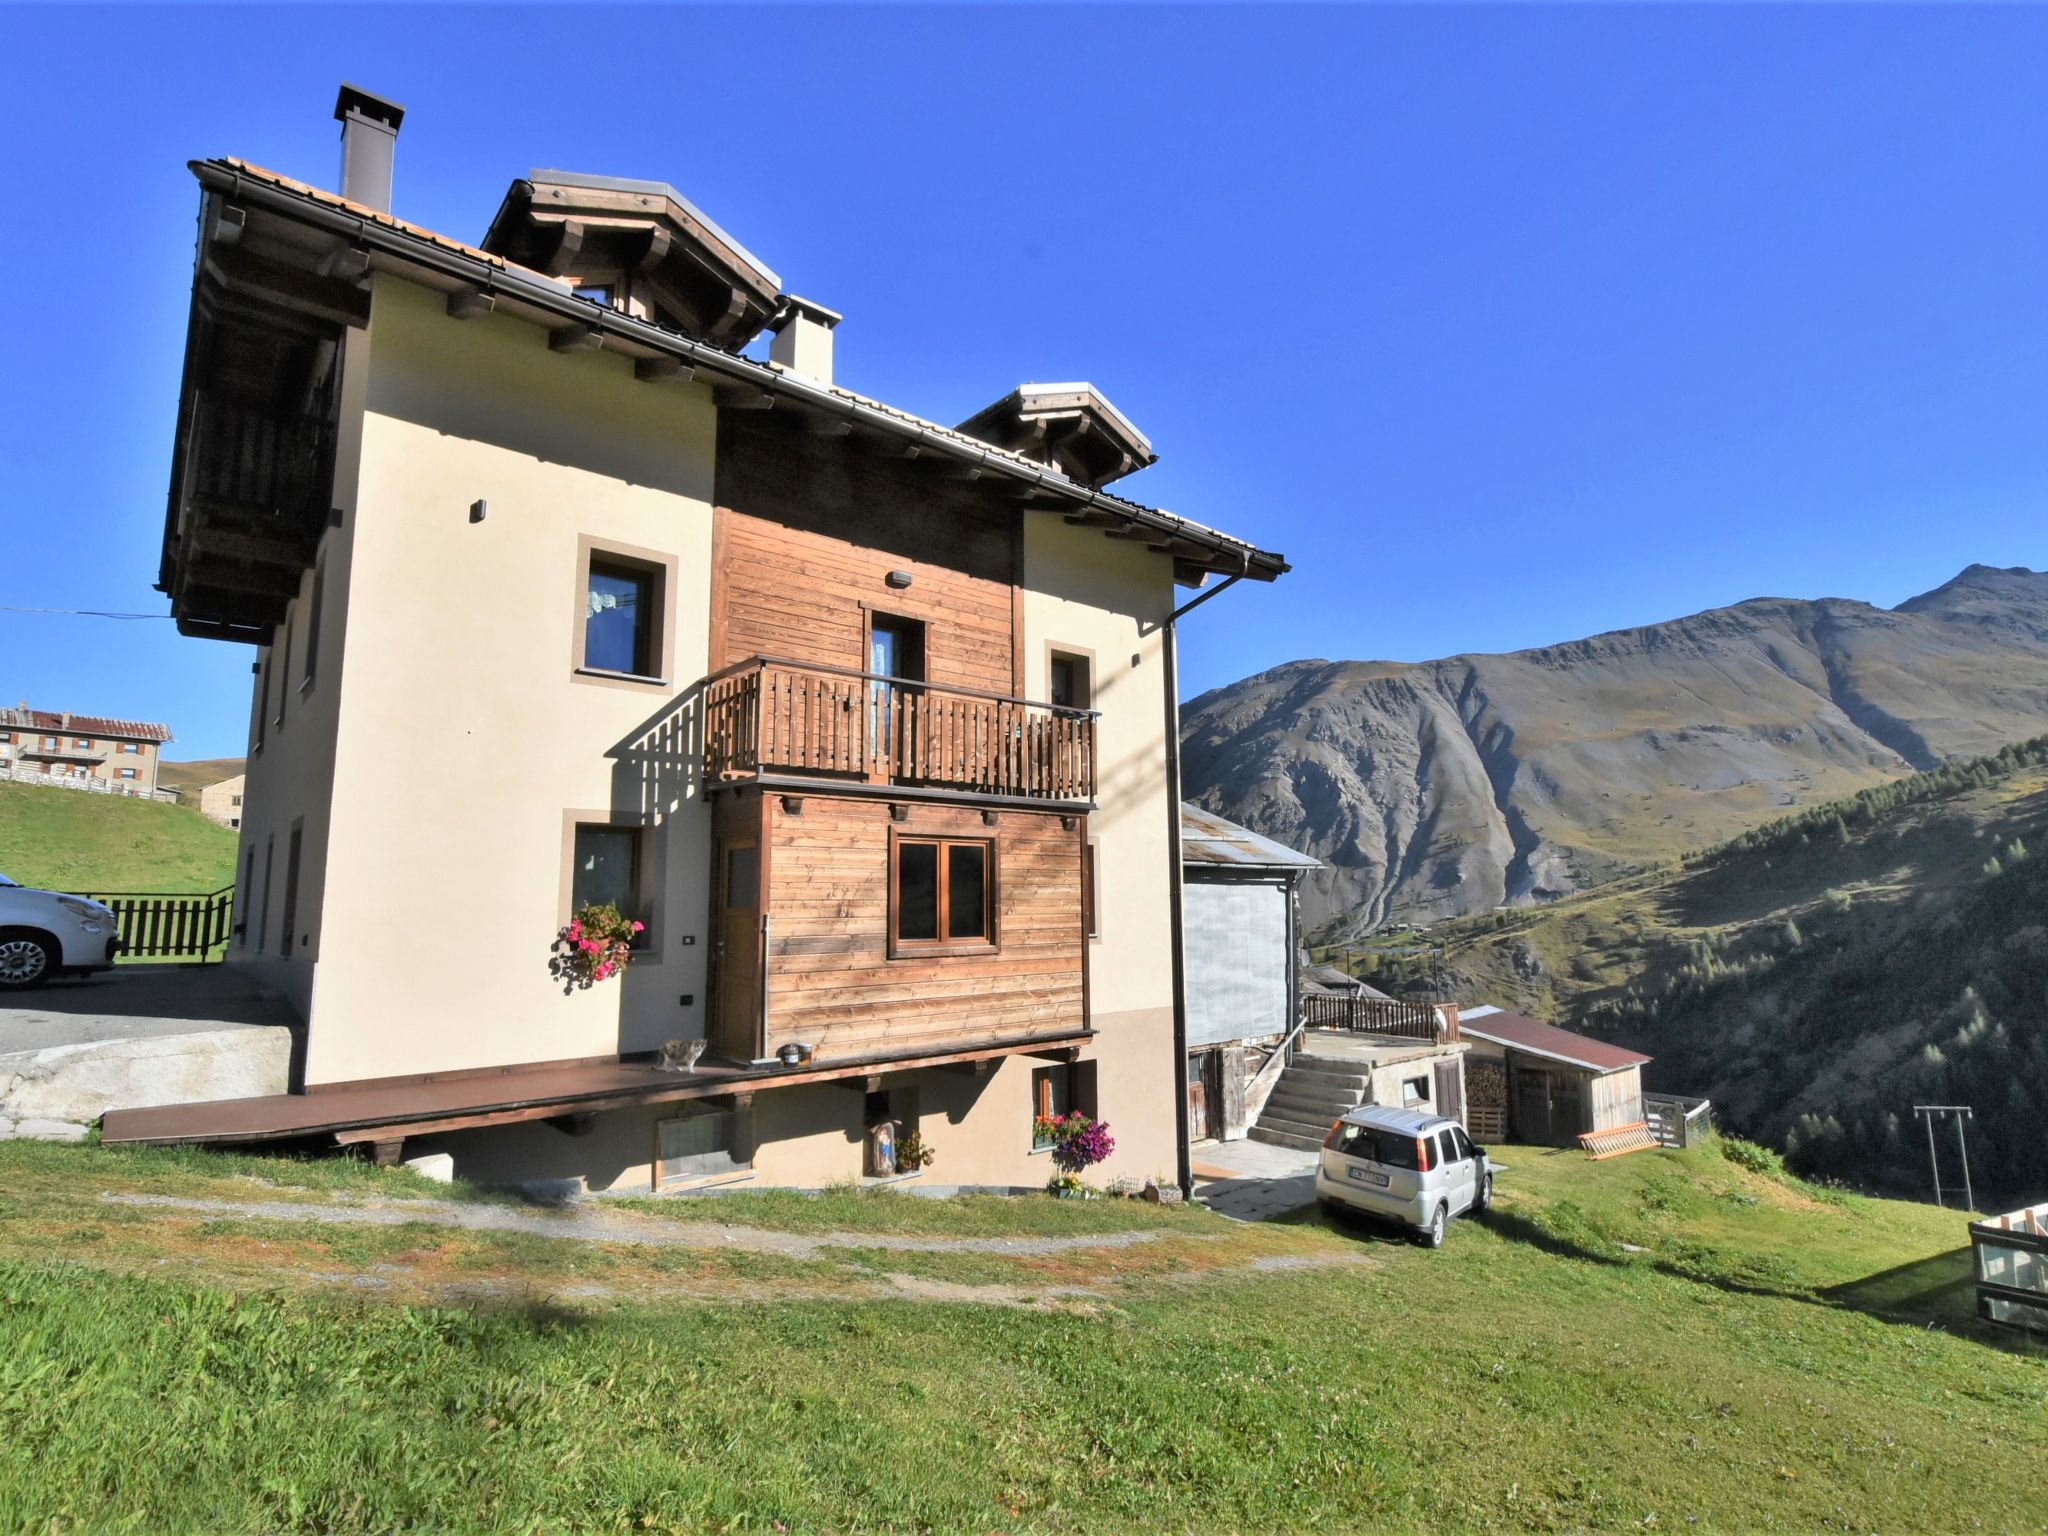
[100,1191,1178,1261]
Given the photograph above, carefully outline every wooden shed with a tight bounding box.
[1456,1007,1649,1147]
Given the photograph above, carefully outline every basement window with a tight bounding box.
[655,1107,752,1190]
[1402,1076,1431,1108]
[890,835,995,955]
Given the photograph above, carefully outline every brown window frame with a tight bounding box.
[1082,837,1101,941]
[1045,642,1096,711]
[571,536,678,691]
[559,811,659,956]
[887,829,998,958]
[1030,1061,1099,1148]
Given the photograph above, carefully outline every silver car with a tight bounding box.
[1315,1105,1493,1248]
[0,873,121,989]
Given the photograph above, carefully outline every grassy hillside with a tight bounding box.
[157,756,244,800]
[0,779,239,893]
[1421,736,2048,1207]
[0,1137,2040,1532]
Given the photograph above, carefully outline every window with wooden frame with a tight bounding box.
[889,833,995,956]
[1031,1061,1099,1148]
[272,615,291,731]
[301,558,326,691]
[1048,648,1093,711]
[569,822,650,947]
[573,538,675,687]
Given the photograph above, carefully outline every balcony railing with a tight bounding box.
[1303,992,1456,1043]
[705,656,1098,803]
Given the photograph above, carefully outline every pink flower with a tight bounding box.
[593,962,614,980]
[630,921,645,933]
[566,920,583,941]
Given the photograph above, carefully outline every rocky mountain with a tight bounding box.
[1181,564,2048,934]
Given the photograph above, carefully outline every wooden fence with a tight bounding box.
[1643,1092,1713,1149]
[1302,991,1452,1042]
[83,887,236,962]
[2,763,178,802]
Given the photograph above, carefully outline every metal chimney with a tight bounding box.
[333,84,406,211]
[768,296,842,385]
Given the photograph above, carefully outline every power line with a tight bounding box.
[0,606,173,621]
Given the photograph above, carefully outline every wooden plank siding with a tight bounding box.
[711,413,1019,690]
[760,795,1085,1062]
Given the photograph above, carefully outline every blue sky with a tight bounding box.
[2,5,2043,759]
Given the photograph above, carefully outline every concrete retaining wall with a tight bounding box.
[0,1027,293,1140]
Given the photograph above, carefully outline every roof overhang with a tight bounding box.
[157,157,1287,641]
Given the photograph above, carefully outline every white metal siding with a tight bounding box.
[1185,879,1289,1048]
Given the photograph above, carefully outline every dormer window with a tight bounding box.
[481,170,783,348]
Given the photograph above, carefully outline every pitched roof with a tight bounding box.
[0,707,172,743]
[189,158,1286,585]
[1457,1008,1651,1073]
[1181,803,1321,872]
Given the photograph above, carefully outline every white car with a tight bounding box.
[0,874,121,989]
[1316,1104,1494,1248]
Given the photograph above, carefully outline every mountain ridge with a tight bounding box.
[1181,565,2048,932]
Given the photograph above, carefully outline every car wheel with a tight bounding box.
[1477,1173,1494,1213]
[1423,1202,1448,1249]
[0,929,55,990]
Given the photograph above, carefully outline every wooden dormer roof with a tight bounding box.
[956,383,1158,488]
[479,170,783,349]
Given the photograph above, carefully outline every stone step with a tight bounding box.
[1255,1112,1338,1143]
[1280,1064,1374,1091]
[1248,1125,1327,1153]
[1264,1087,1360,1119]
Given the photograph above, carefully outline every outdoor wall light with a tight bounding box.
[885,570,913,589]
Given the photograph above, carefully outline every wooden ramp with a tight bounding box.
[1579,1121,1659,1161]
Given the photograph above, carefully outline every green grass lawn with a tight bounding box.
[0,779,239,893]
[1,1137,2042,1533]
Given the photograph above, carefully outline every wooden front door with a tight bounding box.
[1433,1058,1465,1127]
[1187,1052,1212,1141]
[1512,1066,1552,1145]
[712,841,761,1062]
[1549,1074,1586,1142]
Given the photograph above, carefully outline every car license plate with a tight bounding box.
[1347,1166,1390,1187]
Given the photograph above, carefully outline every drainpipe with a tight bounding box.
[1162,565,1249,1199]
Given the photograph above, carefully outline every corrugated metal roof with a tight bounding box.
[1181,803,1321,871]
[1459,1009,1652,1073]
[0,707,172,744]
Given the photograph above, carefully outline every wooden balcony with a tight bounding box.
[704,656,1098,803]
[1302,992,1457,1043]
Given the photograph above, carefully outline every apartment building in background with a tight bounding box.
[0,705,172,796]
[199,773,247,829]
[104,87,1288,1195]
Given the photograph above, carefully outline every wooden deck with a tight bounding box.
[99,1030,1092,1150]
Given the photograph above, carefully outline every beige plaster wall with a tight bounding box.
[1021,515,1181,1185]
[299,275,720,1085]
[420,1033,1180,1195]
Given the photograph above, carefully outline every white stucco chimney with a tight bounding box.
[768,296,842,385]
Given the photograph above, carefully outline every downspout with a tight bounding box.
[1162,566,1248,1198]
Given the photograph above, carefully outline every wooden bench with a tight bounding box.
[1579,1121,1660,1161]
